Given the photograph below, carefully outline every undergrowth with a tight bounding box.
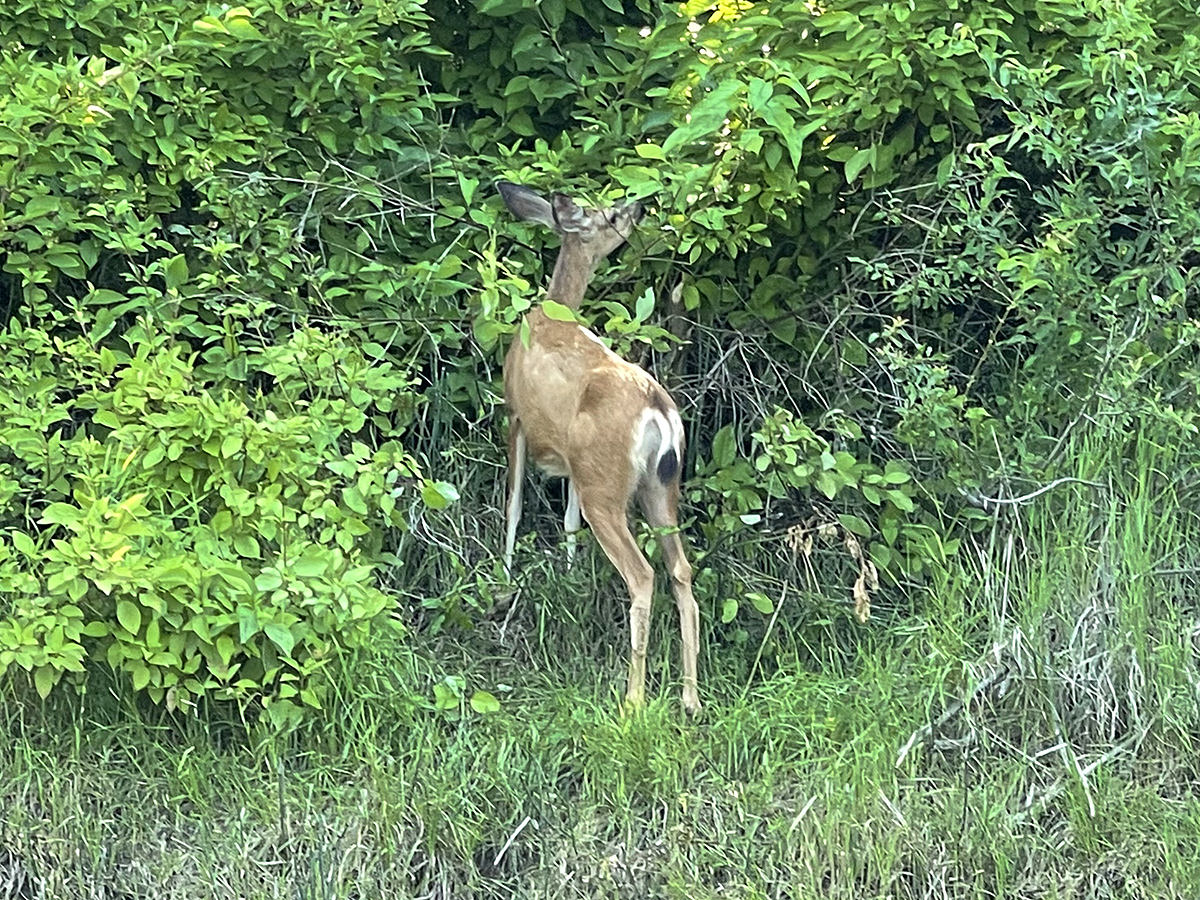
[1,423,1197,900]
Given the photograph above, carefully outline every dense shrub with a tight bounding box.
[0,0,1196,715]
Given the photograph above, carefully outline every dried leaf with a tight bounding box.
[843,531,862,561]
[853,572,871,623]
[785,523,807,557]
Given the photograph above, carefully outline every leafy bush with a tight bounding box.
[0,313,439,724]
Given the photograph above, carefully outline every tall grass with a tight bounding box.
[1,416,1197,899]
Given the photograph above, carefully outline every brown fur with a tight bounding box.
[498,182,700,714]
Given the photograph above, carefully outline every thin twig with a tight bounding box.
[960,477,1104,512]
[742,581,788,701]
[492,815,533,868]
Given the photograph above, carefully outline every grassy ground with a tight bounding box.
[2,428,1198,899]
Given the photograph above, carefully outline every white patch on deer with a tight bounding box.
[631,407,676,479]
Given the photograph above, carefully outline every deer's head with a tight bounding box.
[497,182,644,265]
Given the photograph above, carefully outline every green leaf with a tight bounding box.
[40,503,83,527]
[815,470,839,499]
[886,489,915,512]
[25,195,60,218]
[747,77,773,110]
[458,175,480,205]
[477,0,527,14]
[837,514,873,537]
[470,690,501,714]
[842,337,868,366]
[433,682,459,709]
[292,549,328,578]
[216,634,236,665]
[711,425,736,468]
[224,12,266,40]
[164,254,188,291]
[343,485,369,515]
[91,407,122,430]
[238,606,259,643]
[771,112,824,170]
[11,531,35,555]
[833,451,858,476]
[758,101,795,158]
[881,513,899,545]
[635,144,666,160]
[131,662,151,691]
[421,480,460,510]
[764,142,782,171]
[220,433,242,458]
[936,152,956,186]
[86,288,127,307]
[663,79,743,156]
[541,300,577,322]
[264,623,295,656]
[116,600,141,635]
[33,665,56,699]
[255,569,283,591]
[844,146,875,183]
[116,71,140,102]
[634,288,654,322]
[746,592,775,615]
[192,15,229,34]
[234,534,260,558]
[721,598,738,623]
[770,316,797,343]
[87,307,116,342]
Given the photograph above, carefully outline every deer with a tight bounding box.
[496,181,700,715]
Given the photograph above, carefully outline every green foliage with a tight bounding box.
[695,406,953,626]
[0,312,433,723]
[0,3,1198,890]
[0,0,1197,727]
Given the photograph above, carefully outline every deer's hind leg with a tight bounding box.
[639,478,700,714]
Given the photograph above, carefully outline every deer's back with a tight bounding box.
[505,309,669,475]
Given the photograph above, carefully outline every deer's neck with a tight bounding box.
[544,238,596,310]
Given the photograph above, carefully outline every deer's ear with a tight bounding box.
[496,182,558,231]
[550,193,588,233]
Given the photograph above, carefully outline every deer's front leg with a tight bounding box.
[582,497,655,710]
[564,479,581,566]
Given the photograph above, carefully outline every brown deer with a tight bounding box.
[497,181,700,714]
